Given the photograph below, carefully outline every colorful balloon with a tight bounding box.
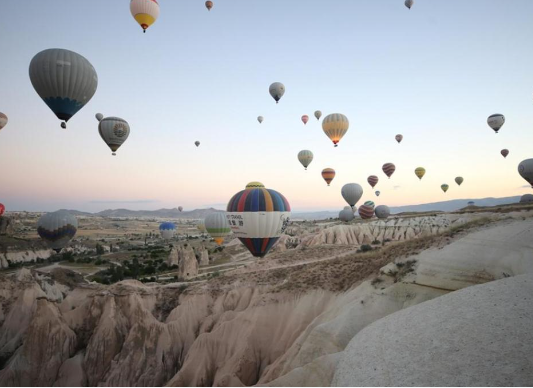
[501,149,509,158]
[257,116,264,124]
[487,114,505,134]
[339,206,355,222]
[358,204,374,220]
[415,167,426,180]
[205,1,213,11]
[130,0,160,33]
[314,110,322,120]
[395,134,403,143]
[98,116,130,156]
[367,175,379,188]
[322,168,336,186]
[37,210,78,253]
[269,82,285,103]
[322,113,349,147]
[159,222,176,240]
[205,212,231,245]
[226,183,291,257]
[441,184,449,193]
[298,150,314,170]
[364,200,375,209]
[455,177,464,186]
[301,115,309,125]
[375,191,380,197]
[518,159,533,188]
[382,163,396,178]
[29,49,98,128]
[375,205,390,219]
[0,203,4,217]
[341,183,363,208]
[246,181,265,189]
[0,113,8,131]
[195,141,200,147]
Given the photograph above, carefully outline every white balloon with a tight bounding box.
[341,183,364,208]
[375,205,391,219]
[98,117,130,156]
[487,114,505,133]
[518,158,533,188]
[339,207,355,222]
[269,82,285,103]
[205,212,231,244]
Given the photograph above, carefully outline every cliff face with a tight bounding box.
[0,215,531,386]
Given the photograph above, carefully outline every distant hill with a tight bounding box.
[94,207,223,219]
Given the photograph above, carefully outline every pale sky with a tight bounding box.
[1,0,533,212]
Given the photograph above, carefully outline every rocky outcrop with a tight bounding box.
[0,217,13,236]
[0,249,54,269]
[194,245,209,266]
[178,246,198,280]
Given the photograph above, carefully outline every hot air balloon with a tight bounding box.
[441,184,449,193]
[95,113,104,122]
[395,134,403,143]
[367,175,379,189]
[130,0,160,33]
[339,206,355,222]
[314,110,322,120]
[358,204,374,220]
[382,163,396,178]
[341,183,363,209]
[501,149,509,158]
[257,116,264,124]
[455,177,464,186]
[405,0,414,9]
[205,1,213,11]
[414,167,426,180]
[518,159,533,187]
[375,205,390,219]
[0,203,5,217]
[301,115,309,125]
[98,116,130,156]
[375,191,380,197]
[195,141,200,147]
[0,113,8,131]
[298,150,313,170]
[246,181,265,189]
[178,206,183,212]
[322,168,336,186]
[29,49,98,129]
[37,210,78,253]
[269,82,285,104]
[364,200,375,209]
[520,194,533,204]
[322,113,349,147]
[487,114,505,134]
[226,183,291,257]
[205,212,231,245]
[159,222,176,240]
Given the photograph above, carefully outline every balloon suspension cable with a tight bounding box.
[143,29,146,33]
[61,122,67,129]
[112,153,116,156]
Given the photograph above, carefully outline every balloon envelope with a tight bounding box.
[205,1,213,10]
[364,200,375,209]
[455,177,464,186]
[322,113,349,147]
[518,159,533,188]
[269,82,285,103]
[314,110,322,120]
[367,175,379,188]
[37,210,78,252]
[29,49,98,127]
[159,222,176,240]
[298,150,313,170]
[339,207,355,222]
[405,0,414,9]
[375,205,390,219]
[341,183,363,208]
[0,203,4,217]
[375,191,380,197]
[178,206,183,212]
[358,205,374,220]
[95,113,104,122]
[501,149,509,158]
[195,141,200,147]
[301,115,309,125]
[395,134,403,143]
[487,114,505,133]
[0,112,8,130]
[382,163,396,178]
[205,212,231,245]
[257,116,264,124]
[226,184,291,257]
[441,184,449,193]
[130,0,160,32]
[246,181,265,189]
[322,168,336,186]
[415,167,426,180]
[98,117,130,155]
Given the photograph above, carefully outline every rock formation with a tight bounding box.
[0,217,13,236]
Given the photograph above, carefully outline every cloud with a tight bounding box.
[88,199,160,204]
[518,185,531,189]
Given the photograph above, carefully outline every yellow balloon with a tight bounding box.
[322,113,349,147]
[415,167,426,180]
[245,181,265,189]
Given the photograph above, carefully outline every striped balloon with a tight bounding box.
[226,184,291,257]
[501,149,509,158]
[367,175,379,188]
[364,200,375,209]
[130,0,160,32]
[37,210,78,253]
[246,181,265,189]
[0,112,8,130]
[29,49,98,128]
[205,212,231,245]
[415,167,426,180]
[395,134,403,143]
[441,184,449,193]
[321,168,336,186]
[301,115,309,125]
[358,205,374,220]
[382,163,396,178]
[322,113,349,147]
[298,150,314,170]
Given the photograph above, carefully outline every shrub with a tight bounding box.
[371,239,381,245]
[360,244,373,252]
